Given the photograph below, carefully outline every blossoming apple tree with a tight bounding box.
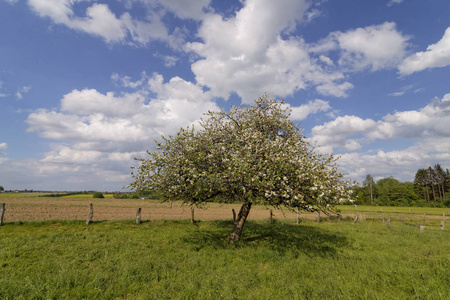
[129,94,352,242]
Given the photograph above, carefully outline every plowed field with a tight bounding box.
[0,195,445,223]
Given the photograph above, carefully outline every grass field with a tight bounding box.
[0,218,449,299]
[1,195,449,299]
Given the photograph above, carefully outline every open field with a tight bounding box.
[0,219,449,299]
[1,195,448,224]
[1,194,449,299]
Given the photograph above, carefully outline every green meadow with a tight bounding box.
[0,218,449,299]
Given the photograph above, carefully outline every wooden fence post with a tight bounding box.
[353,213,359,223]
[86,203,93,225]
[381,213,385,224]
[269,209,273,224]
[441,220,445,231]
[136,207,142,224]
[317,211,321,223]
[296,208,299,225]
[191,207,195,223]
[232,209,236,224]
[420,226,425,233]
[338,214,342,222]
[0,203,5,226]
[387,219,391,227]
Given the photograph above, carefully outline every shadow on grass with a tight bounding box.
[184,220,348,257]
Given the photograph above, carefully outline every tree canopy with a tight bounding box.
[130,95,352,241]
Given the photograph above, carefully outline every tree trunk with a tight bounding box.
[229,202,252,242]
[370,180,373,205]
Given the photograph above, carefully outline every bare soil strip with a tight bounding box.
[0,197,444,223]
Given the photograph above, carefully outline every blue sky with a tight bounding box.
[1,0,450,191]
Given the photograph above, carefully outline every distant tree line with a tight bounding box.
[414,164,448,204]
[352,164,450,207]
[39,191,90,197]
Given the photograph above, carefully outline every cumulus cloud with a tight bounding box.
[309,93,450,182]
[287,99,331,121]
[15,86,31,100]
[0,142,7,154]
[369,94,450,140]
[312,22,410,71]
[26,72,219,163]
[398,27,450,75]
[186,0,354,101]
[157,0,210,20]
[111,71,148,88]
[123,0,210,20]
[0,81,8,98]
[387,0,404,7]
[312,116,377,152]
[388,84,414,97]
[27,0,180,46]
[312,93,450,153]
[28,0,126,43]
[339,137,450,183]
[19,71,222,189]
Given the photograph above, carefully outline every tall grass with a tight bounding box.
[0,219,449,299]
[339,204,449,216]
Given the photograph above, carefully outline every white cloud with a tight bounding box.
[288,99,331,121]
[312,115,376,151]
[16,86,31,100]
[27,0,179,46]
[28,0,127,43]
[0,81,8,98]
[111,71,148,88]
[387,0,404,7]
[25,73,219,175]
[316,81,354,98]
[312,94,450,153]
[369,94,450,140]
[124,0,210,20]
[339,138,450,183]
[319,55,334,66]
[398,27,450,75]
[389,91,405,97]
[0,153,136,191]
[17,71,222,190]
[388,84,414,97]
[308,93,450,182]
[120,11,175,46]
[162,55,178,67]
[4,0,19,5]
[304,8,321,23]
[187,0,355,102]
[0,142,7,154]
[312,22,410,71]
[157,0,210,20]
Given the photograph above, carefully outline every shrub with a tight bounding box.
[92,192,104,198]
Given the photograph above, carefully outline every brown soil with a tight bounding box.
[0,197,324,222]
[0,197,445,223]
